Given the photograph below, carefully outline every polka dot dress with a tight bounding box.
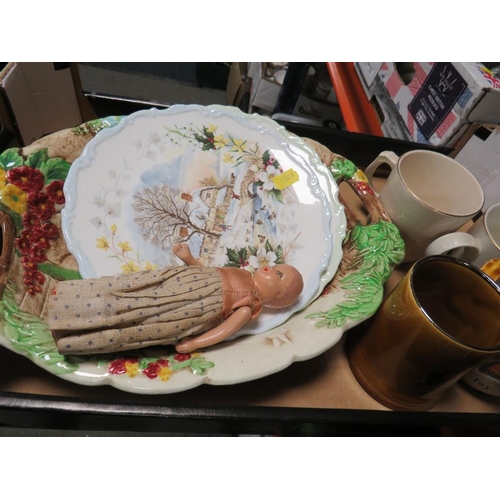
[48,266,224,355]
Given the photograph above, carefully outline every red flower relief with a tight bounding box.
[7,166,45,192]
[29,223,58,247]
[22,211,38,229]
[109,360,128,375]
[356,181,375,196]
[23,270,45,286]
[15,235,31,255]
[26,284,43,296]
[108,358,141,375]
[20,256,37,270]
[174,353,191,362]
[28,244,48,263]
[143,362,161,379]
[39,221,59,240]
[27,192,56,220]
[45,180,65,205]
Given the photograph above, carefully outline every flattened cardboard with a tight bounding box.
[0,62,84,146]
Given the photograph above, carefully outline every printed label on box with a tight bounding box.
[408,62,468,139]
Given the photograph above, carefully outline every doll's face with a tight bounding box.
[253,264,302,306]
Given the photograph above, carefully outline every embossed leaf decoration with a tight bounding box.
[308,220,404,328]
[25,149,71,183]
[0,283,78,374]
[0,149,23,170]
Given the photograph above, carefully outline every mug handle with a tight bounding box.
[424,232,481,260]
[364,151,399,196]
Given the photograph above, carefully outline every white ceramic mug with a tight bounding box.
[364,150,484,262]
[425,202,500,268]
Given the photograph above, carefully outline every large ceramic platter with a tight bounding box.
[62,105,335,337]
[0,109,405,395]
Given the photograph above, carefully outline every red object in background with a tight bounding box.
[326,62,383,137]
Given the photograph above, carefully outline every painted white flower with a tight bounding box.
[90,216,103,228]
[145,150,157,161]
[115,188,129,197]
[257,164,280,191]
[265,164,279,176]
[106,202,122,218]
[93,195,106,208]
[149,132,161,144]
[248,246,277,269]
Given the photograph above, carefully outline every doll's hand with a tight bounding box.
[175,339,194,353]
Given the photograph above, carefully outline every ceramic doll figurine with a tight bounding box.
[47,243,304,355]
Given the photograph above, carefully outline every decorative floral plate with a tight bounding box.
[62,105,337,336]
[0,109,405,395]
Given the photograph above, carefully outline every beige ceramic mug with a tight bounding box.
[364,150,484,262]
[424,202,500,269]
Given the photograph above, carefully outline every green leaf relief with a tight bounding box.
[0,149,23,170]
[26,149,50,169]
[189,357,215,375]
[308,220,404,328]
[328,158,358,181]
[0,281,79,375]
[39,157,71,183]
[72,117,122,136]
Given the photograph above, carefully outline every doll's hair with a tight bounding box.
[265,266,304,309]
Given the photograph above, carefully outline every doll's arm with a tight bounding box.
[173,243,203,266]
[175,306,252,353]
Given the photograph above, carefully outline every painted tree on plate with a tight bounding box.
[132,184,220,249]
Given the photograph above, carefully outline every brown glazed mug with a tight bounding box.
[346,255,500,411]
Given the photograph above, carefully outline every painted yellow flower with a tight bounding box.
[223,153,234,164]
[122,261,140,273]
[207,124,217,133]
[1,184,27,214]
[0,169,7,190]
[96,237,110,250]
[125,361,139,378]
[214,134,228,149]
[159,366,173,382]
[118,241,133,253]
[232,138,246,153]
[144,261,158,270]
[110,223,117,234]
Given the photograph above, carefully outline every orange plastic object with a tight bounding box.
[326,62,383,136]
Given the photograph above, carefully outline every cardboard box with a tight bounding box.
[355,62,500,147]
[248,62,284,112]
[355,63,414,142]
[226,62,250,110]
[0,62,90,146]
[450,123,500,212]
